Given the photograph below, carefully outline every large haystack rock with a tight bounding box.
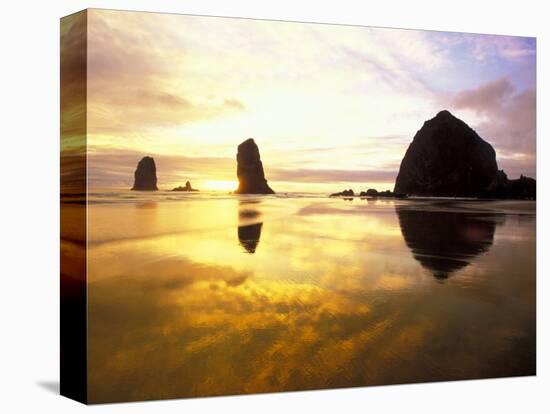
[394,110,498,197]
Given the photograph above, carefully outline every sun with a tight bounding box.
[203,180,238,192]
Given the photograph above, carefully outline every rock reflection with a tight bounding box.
[396,205,497,280]
[135,201,158,209]
[86,197,536,402]
[238,200,263,254]
[238,223,263,253]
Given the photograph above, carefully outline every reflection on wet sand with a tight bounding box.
[135,201,158,209]
[238,199,263,253]
[87,197,536,403]
[396,204,497,280]
[238,223,263,253]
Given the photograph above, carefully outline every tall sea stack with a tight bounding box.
[394,110,498,197]
[131,156,158,191]
[235,138,275,194]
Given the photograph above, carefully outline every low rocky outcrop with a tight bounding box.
[235,138,275,194]
[360,189,379,197]
[506,176,536,199]
[484,171,536,200]
[131,156,158,191]
[329,188,407,198]
[358,189,407,198]
[172,181,199,192]
[330,189,355,197]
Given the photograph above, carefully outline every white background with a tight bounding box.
[0,0,547,412]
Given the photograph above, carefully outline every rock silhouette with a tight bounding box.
[172,181,199,192]
[484,171,536,200]
[237,200,263,253]
[361,189,379,197]
[394,110,498,197]
[131,156,158,191]
[330,189,354,197]
[235,138,275,194]
[358,189,407,198]
[238,223,263,253]
[396,203,497,280]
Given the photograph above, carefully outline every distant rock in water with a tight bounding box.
[330,189,355,197]
[131,156,158,191]
[172,181,199,192]
[235,138,275,194]
[394,110,498,197]
[360,189,379,197]
[330,188,407,198]
[358,189,407,199]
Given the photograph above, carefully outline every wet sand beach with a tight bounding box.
[83,194,535,403]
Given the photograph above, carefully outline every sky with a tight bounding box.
[71,9,536,192]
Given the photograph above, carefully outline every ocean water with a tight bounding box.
[74,192,535,402]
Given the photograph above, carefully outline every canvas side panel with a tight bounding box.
[60,9,88,404]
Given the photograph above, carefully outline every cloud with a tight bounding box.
[88,146,400,190]
[61,12,88,193]
[329,27,454,97]
[446,78,536,177]
[435,32,535,64]
[81,10,536,187]
[88,89,246,134]
[85,10,450,140]
[86,10,246,134]
[223,98,246,110]
[469,35,536,62]
[452,78,516,113]
[60,11,87,138]
[88,148,236,189]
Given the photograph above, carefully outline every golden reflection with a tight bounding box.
[238,199,263,254]
[87,197,536,403]
[395,203,498,280]
[204,180,238,191]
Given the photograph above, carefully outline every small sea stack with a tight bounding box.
[131,156,158,191]
[330,189,355,197]
[172,181,199,192]
[235,138,275,194]
[358,189,407,198]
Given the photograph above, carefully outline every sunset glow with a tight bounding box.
[60,10,537,403]
[69,9,537,193]
[203,180,238,192]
